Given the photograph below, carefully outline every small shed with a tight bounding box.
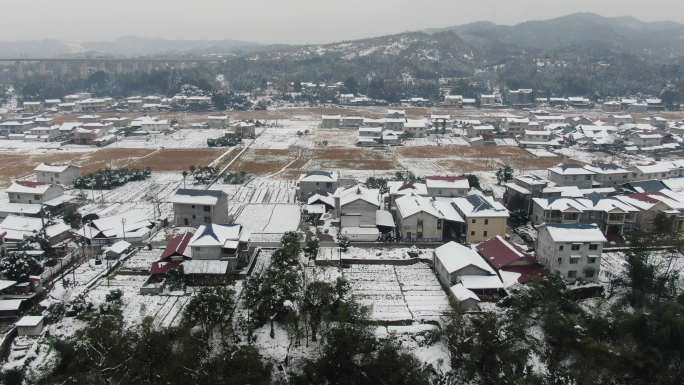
[16,315,45,336]
[105,240,132,259]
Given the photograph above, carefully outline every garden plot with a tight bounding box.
[214,178,297,204]
[404,136,470,146]
[118,247,164,273]
[77,172,181,220]
[317,246,433,264]
[340,263,450,322]
[107,129,228,149]
[87,274,191,328]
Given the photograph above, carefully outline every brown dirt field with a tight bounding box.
[227,148,296,175]
[127,149,224,172]
[311,147,397,170]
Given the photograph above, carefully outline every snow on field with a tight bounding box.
[233,204,301,238]
[252,121,317,150]
[87,274,191,328]
[337,263,450,322]
[600,250,684,285]
[119,247,163,273]
[107,129,228,149]
[398,158,448,176]
[317,246,432,263]
[526,148,558,157]
[404,136,470,146]
[214,178,297,204]
[76,172,182,219]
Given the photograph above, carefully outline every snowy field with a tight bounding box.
[321,263,451,322]
[252,122,317,150]
[404,136,470,146]
[214,178,298,204]
[119,247,163,273]
[76,172,182,220]
[107,129,228,149]
[87,274,192,328]
[317,246,433,263]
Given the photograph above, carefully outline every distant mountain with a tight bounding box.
[81,36,259,57]
[0,36,260,59]
[440,13,684,59]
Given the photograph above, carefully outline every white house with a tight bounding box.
[425,176,469,197]
[186,223,250,273]
[298,171,339,200]
[6,182,64,204]
[433,241,504,297]
[547,164,595,189]
[170,189,230,227]
[34,163,81,186]
[335,185,381,240]
[536,223,606,282]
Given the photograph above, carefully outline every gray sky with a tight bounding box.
[4,0,684,43]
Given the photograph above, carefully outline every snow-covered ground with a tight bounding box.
[317,246,432,263]
[107,129,228,149]
[233,204,301,242]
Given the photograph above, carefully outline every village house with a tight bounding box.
[298,171,339,200]
[6,181,64,205]
[547,164,595,189]
[394,194,463,242]
[443,94,463,107]
[185,223,250,274]
[425,175,470,197]
[616,191,684,234]
[170,189,230,227]
[452,192,509,243]
[0,215,72,246]
[476,236,545,284]
[320,115,341,128]
[80,211,158,246]
[433,241,504,302]
[334,185,381,241]
[34,163,81,186]
[22,101,43,113]
[629,132,663,147]
[583,163,630,187]
[207,115,229,129]
[502,117,530,136]
[536,224,606,282]
[507,89,535,108]
[404,120,429,137]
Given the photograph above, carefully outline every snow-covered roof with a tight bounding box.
[388,181,428,196]
[16,315,44,327]
[541,224,607,243]
[452,192,509,218]
[0,203,42,215]
[434,241,497,275]
[188,224,245,248]
[395,194,442,219]
[583,164,629,175]
[34,163,78,173]
[0,280,17,292]
[425,176,469,190]
[459,274,505,290]
[6,181,56,195]
[299,170,338,183]
[170,189,225,206]
[0,299,23,312]
[449,284,480,302]
[375,210,395,227]
[533,197,585,212]
[335,185,380,208]
[106,240,132,255]
[548,164,594,176]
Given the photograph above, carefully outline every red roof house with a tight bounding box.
[476,235,545,283]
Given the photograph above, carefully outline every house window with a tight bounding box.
[587,257,597,264]
[470,231,475,236]
[484,219,489,225]
[471,219,476,224]
[191,205,195,209]
[568,270,577,278]
[326,182,332,188]
[557,257,563,264]
[559,245,564,251]
[34,194,40,200]
[571,244,580,251]
[585,270,595,278]
[203,205,211,212]
[204,216,211,223]
[437,219,442,230]
[183,218,189,226]
[570,257,580,264]
[588,244,598,251]
[483,231,488,237]
[192,215,196,219]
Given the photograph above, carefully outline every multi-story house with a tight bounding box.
[170,189,230,227]
[547,164,595,189]
[452,192,509,243]
[298,171,339,200]
[34,163,81,186]
[536,224,606,282]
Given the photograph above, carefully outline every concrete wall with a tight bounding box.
[465,216,506,243]
[398,212,442,241]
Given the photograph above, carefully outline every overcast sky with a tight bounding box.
[3,0,683,43]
